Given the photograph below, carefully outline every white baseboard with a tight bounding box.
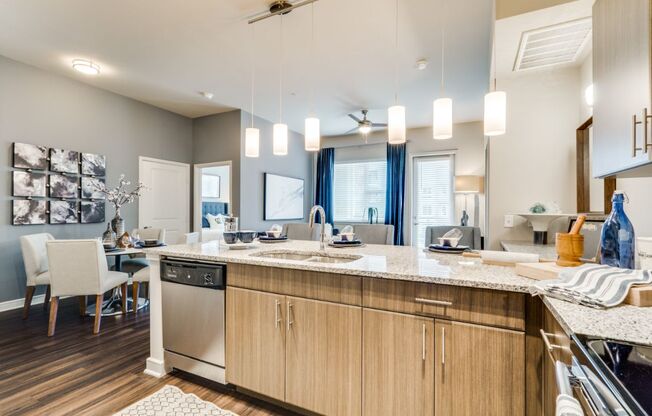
[145,357,169,378]
[0,294,45,313]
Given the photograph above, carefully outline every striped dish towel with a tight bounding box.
[530,264,652,308]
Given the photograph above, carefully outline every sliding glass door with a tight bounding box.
[411,154,454,247]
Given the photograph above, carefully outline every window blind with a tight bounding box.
[333,160,387,223]
[412,155,454,246]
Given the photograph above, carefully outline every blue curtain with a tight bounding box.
[315,147,334,224]
[385,143,406,245]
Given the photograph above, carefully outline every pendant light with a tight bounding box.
[484,20,506,136]
[433,1,452,140]
[304,3,320,151]
[387,0,406,144]
[273,15,289,156]
[245,24,260,158]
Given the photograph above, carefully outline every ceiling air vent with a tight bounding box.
[513,17,591,72]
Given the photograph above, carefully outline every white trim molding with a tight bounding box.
[0,294,45,313]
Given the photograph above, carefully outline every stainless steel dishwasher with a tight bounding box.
[161,258,226,384]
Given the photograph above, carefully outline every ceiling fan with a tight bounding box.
[346,110,387,135]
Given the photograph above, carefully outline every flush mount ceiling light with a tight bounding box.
[248,0,319,24]
[72,59,100,75]
[387,0,406,145]
[199,91,214,100]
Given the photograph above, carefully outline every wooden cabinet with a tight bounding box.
[435,320,525,416]
[362,309,435,416]
[592,0,652,177]
[225,287,286,401]
[285,296,362,416]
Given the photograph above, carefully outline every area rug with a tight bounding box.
[115,385,237,416]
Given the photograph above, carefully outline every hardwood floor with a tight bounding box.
[0,297,298,416]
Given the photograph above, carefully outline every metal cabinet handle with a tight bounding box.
[441,327,446,365]
[644,108,651,153]
[633,114,643,157]
[286,301,293,332]
[540,329,561,353]
[415,297,453,307]
[275,299,281,329]
[422,323,426,361]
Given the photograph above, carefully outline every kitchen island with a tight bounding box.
[144,240,652,416]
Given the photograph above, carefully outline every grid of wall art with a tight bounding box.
[11,142,107,225]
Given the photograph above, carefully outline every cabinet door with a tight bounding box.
[285,297,362,416]
[363,309,435,416]
[225,287,285,401]
[593,0,651,177]
[542,309,572,416]
[435,320,525,416]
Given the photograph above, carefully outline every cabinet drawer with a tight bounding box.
[542,307,571,363]
[228,263,362,306]
[362,278,525,330]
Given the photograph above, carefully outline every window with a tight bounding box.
[411,155,454,247]
[333,160,387,223]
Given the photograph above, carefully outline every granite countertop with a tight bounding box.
[150,240,652,346]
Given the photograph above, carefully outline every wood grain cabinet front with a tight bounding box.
[435,320,525,416]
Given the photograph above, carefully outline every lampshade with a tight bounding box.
[484,91,506,136]
[304,117,320,151]
[388,105,406,144]
[433,98,453,140]
[273,123,288,155]
[245,127,260,158]
[455,175,484,194]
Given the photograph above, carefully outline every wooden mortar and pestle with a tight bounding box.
[556,215,586,267]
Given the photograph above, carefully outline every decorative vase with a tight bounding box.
[102,222,116,248]
[111,209,125,237]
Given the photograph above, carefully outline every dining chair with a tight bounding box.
[19,233,54,319]
[282,223,333,241]
[131,266,149,313]
[352,224,395,245]
[178,232,200,244]
[425,226,482,249]
[120,228,166,274]
[46,239,128,336]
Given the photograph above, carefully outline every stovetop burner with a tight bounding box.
[587,339,652,415]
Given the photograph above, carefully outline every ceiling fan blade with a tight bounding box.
[371,123,388,127]
[348,114,362,123]
[344,127,359,134]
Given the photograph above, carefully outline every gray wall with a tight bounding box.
[192,110,242,219]
[239,111,313,231]
[1,55,193,302]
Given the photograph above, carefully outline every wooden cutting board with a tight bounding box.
[515,262,652,307]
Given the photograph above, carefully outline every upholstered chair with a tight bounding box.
[352,224,395,245]
[131,266,150,313]
[282,223,333,241]
[424,226,482,249]
[19,233,54,319]
[120,228,167,274]
[46,239,128,336]
[178,232,199,244]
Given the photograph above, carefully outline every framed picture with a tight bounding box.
[49,174,79,198]
[50,201,78,224]
[80,201,105,223]
[81,177,105,199]
[50,148,79,173]
[13,200,47,225]
[13,171,47,197]
[13,142,48,170]
[202,174,221,198]
[81,153,106,176]
[264,173,305,221]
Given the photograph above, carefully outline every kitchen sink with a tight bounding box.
[252,251,362,264]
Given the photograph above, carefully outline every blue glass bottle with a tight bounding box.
[600,191,635,269]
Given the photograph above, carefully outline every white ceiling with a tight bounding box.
[0,0,493,136]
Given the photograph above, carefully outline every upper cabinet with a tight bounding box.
[592,0,652,177]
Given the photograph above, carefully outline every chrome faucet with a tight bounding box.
[308,205,327,250]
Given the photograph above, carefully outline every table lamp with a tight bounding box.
[455,175,484,226]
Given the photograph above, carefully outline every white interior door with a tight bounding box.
[139,157,190,244]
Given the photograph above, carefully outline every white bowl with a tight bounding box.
[438,237,460,248]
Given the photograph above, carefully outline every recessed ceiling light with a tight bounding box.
[200,91,214,100]
[72,59,100,75]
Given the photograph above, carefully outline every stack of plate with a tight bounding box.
[427,244,469,254]
[259,236,289,244]
[329,239,364,248]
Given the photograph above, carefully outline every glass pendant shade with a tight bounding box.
[273,123,288,155]
[387,105,406,144]
[433,98,453,140]
[484,91,507,136]
[245,127,260,158]
[304,117,320,151]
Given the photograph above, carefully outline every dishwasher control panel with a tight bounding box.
[160,258,226,289]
